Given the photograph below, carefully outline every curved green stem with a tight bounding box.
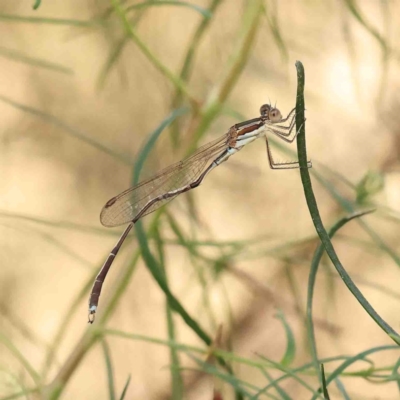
[295,60,400,345]
[307,209,375,388]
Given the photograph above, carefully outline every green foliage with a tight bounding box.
[0,46,72,74]
[118,375,131,400]
[355,170,385,205]
[275,311,296,368]
[32,0,41,10]
[320,364,330,400]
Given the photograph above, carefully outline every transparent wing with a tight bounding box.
[100,133,229,227]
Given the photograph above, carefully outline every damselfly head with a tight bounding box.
[269,107,282,123]
[260,104,282,122]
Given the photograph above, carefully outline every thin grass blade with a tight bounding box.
[334,377,350,400]
[118,375,131,400]
[275,310,296,367]
[307,210,375,388]
[0,13,102,26]
[0,46,73,74]
[0,94,132,164]
[125,1,212,19]
[101,339,116,400]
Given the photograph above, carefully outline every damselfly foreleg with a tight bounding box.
[269,120,304,143]
[274,107,296,127]
[271,112,296,135]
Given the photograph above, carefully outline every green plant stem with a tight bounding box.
[41,267,97,379]
[342,0,388,52]
[135,221,211,345]
[178,0,221,84]
[125,1,212,17]
[154,225,184,400]
[294,60,400,345]
[307,210,375,389]
[43,212,161,400]
[170,0,222,145]
[0,46,73,74]
[43,330,97,400]
[0,333,41,387]
[0,13,101,26]
[135,219,243,397]
[0,94,132,165]
[188,0,263,152]
[110,0,199,109]
[97,0,150,89]
[101,339,116,400]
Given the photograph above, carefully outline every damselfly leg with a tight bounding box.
[265,109,312,169]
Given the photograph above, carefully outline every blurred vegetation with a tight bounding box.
[0,1,400,399]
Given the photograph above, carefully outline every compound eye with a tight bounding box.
[260,104,271,116]
[270,109,282,122]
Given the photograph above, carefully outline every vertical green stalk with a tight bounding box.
[153,225,184,399]
[307,210,375,389]
[295,60,400,344]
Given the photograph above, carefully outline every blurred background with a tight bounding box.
[0,1,400,399]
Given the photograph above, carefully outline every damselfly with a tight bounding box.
[88,103,311,323]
